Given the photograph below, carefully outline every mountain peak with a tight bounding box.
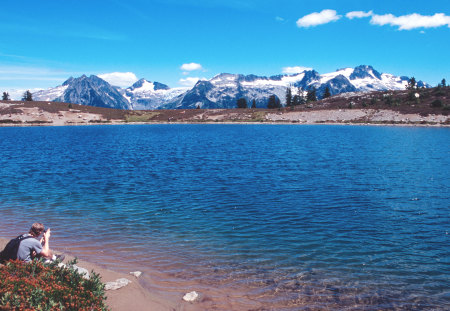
[350,65,382,80]
[128,79,170,91]
[130,78,149,89]
[212,73,235,80]
[39,74,131,109]
[62,77,75,86]
[153,82,170,90]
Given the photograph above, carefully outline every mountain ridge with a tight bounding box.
[33,65,430,110]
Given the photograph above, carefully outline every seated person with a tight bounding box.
[17,222,64,262]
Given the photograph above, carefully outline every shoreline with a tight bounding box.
[0,120,449,128]
[1,237,263,311]
[0,237,197,311]
[1,101,448,128]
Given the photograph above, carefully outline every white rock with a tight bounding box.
[183,291,199,302]
[73,264,90,279]
[57,263,90,279]
[105,278,131,291]
[129,271,142,278]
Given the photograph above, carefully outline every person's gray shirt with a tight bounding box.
[17,234,43,262]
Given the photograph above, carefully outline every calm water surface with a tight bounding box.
[0,124,449,310]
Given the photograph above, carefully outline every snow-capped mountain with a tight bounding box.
[122,79,188,110]
[34,75,131,109]
[164,65,429,109]
[32,65,429,110]
[162,73,311,109]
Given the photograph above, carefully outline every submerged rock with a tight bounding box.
[105,278,132,291]
[129,271,142,278]
[183,291,200,302]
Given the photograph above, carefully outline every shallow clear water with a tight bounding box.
[0,124,449,309]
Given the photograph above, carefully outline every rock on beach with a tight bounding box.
[105,278,132,291]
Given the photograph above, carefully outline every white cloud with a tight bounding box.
[370,12,450,30]
[180,62,203,71]
[98,72,138,87]
[275,16,285,22]
[0,65,70,77]
[0,65,71,90]
[282,66,313,74]
[346,10,373,19]
[296,9,341,28]
[178,77,205,87]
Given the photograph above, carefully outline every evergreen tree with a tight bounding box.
[196,104,200,109]
[406,77,416,90]
[285,87,292,107]
[2,92,10,101]
[322,86,331,99]
[251,99,256,108]
[297,87,306,105]
[306,87,317,102]
[22,90,33,101]
[236,98,247,109]
[441,78,446,87]
[292,95,300,106]
[267,95,281,109]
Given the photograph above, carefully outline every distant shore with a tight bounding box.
[1,99,448,127]
[0,121,449,128]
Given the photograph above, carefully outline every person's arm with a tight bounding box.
[40,228,52,258]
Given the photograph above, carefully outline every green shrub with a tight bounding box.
[431,100,443,107]
[0,259,107,310]
[385,96,392,106]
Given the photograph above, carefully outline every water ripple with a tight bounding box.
[0,124,449,310]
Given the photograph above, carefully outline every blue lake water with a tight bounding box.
[0,124,449,310]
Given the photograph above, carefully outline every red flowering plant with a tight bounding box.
[0,258,107,310]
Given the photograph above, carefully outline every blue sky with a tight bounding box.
[1,0,449,95]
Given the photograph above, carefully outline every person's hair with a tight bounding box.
[29,223,45,237]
